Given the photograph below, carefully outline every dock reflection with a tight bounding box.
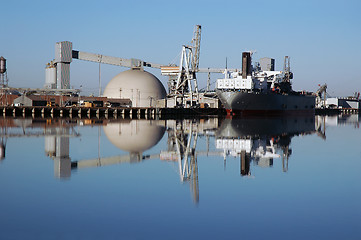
[1,114,359,203]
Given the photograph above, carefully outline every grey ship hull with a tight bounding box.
[217,90,316,115]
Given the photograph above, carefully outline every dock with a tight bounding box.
[315,108,359,115]
[0,106,225,120]
[1,105,359,120]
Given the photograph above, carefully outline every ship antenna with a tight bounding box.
[225,57,228,69]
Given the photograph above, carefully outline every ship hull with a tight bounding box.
[216,90,316,116]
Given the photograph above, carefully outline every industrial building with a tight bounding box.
[326,97,360,109]
[13,95,47,107]
[1,92,129,108]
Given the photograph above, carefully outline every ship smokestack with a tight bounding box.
[242,52,252,79]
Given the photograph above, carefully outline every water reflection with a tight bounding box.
[71,120,166,180]
[103,119,166,161]
[0,114,360,203]
[316,114,360,128]
[216,116,316,175]
[0,119,80,177]
[160,119,220,203]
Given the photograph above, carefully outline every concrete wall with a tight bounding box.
[13,96,32,106]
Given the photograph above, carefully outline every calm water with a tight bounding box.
[0,115,360,240]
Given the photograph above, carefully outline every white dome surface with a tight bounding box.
[103,120,166,153]
[103,69,166,108]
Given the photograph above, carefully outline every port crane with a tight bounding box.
[315,84,328,108]
[169,25,202,99]
[160,25,238,107]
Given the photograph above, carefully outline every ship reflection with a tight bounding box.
[216,116,316,176]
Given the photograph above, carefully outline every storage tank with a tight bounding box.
[0,56,6,74]
[44,61,57,89]
[103,69,166,107]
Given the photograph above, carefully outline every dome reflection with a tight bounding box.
[103,119,166,159]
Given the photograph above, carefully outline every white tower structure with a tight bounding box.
[44,60,57,89]
[54,41,72,89]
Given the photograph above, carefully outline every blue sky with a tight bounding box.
[1,0,360,96]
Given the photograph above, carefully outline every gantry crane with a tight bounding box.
[161,25,238,107]
[160,25,202,106]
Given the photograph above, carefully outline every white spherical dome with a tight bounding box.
[103,69,166,107]
[103,120,166,153]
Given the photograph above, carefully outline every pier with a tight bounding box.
[0,106,225,120]
[2,105,359,120]
[315,108,359,115]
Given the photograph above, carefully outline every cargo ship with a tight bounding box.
[216,52,315,116]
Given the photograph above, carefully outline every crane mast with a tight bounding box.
[192,25,201,71]
[168,25,202,107]
[315,84,327,108]
[160,25,239,107]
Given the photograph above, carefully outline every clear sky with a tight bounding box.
[1,0,360,96]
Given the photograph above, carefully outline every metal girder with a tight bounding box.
[161,67,239,75]
[72,50,162,69]
[197,68,239,73]
[74,154,159,168]
[3,87,80,94]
